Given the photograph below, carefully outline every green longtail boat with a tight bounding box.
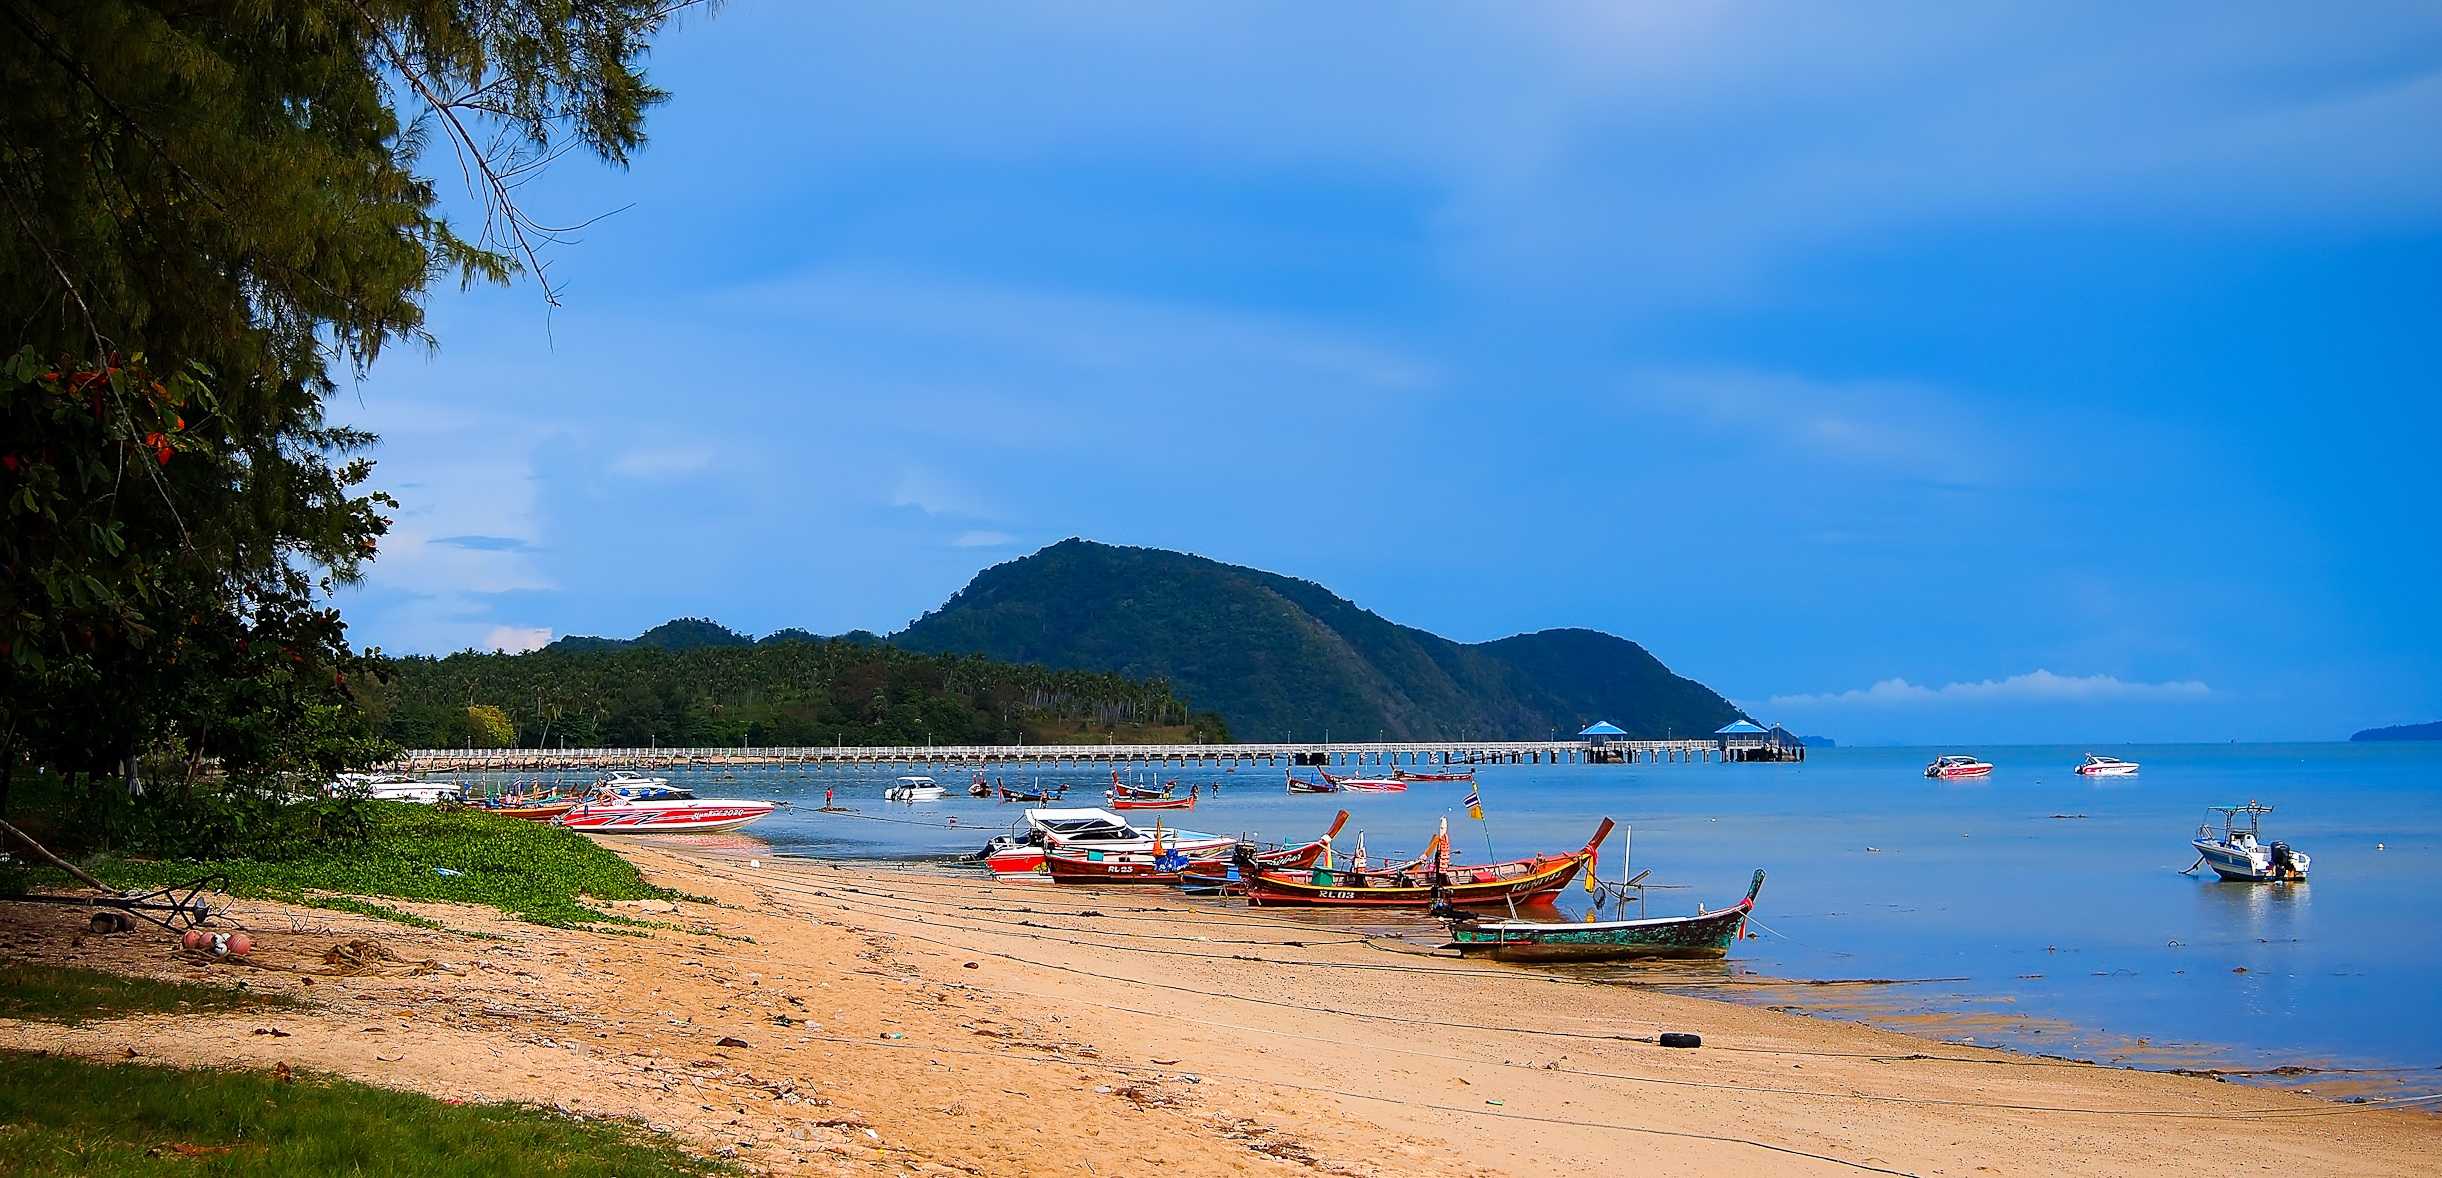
[1440,870,1765,962]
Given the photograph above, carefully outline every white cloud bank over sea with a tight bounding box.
[1768,670,2212,709]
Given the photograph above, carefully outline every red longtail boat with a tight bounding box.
[1111,785,1197,811]
[1241,818,1614,908]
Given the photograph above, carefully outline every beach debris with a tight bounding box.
[750,859,762,869]
[432,866,464,877]
[1485,1099,1505,1106]
[251,1027,291,1038]
[1658,1032,1702,1049]
[1151,1057,1182,1066]
[881,1031,906,1040]
[715,1036,751,1048]
[87,910,134,934]
[963,961,979,969]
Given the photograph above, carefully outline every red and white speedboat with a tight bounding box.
[1924,755,1994,780]
[978,808,1234,880]
[2075,753,2140,777]
[556,779,775,834]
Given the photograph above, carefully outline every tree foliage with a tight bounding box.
[0,1,700,820]
[366,635,1232,750]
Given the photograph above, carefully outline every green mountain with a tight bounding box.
[2352,720,2442,742]
[891,539,1743,741]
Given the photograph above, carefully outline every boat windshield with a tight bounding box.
[610,784,696,801]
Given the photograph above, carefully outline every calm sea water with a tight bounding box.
[460,742,2442,1097]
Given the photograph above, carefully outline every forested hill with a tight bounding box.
[366,637,1228,750]
[2351,721,2442,742]
[891,539,1744,741]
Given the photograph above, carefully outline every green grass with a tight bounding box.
[0,962,292,1026]
[75,805,673,928]
[0,1051,726,1176]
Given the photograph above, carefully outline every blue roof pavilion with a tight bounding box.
[1579,721,1628,737]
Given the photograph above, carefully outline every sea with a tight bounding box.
[462,742,2442,1101]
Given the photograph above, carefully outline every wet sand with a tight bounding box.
[3,841,2438,1176]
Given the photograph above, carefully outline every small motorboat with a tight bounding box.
[556,782,775,834]
[978,808,1235,879]
[1443,871,1766,961]
[884,775,945,801]
[1924,755,1993,779]
[2191,802,2309,883]
[325,772,463,805]
[2075,753,2140,777]
[1336,777,1407,793]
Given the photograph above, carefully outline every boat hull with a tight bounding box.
[1446,871,1764,961]
[558,803,775,834]
[2076,764,2139,777]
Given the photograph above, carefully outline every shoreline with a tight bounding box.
[4,841,2437,1175]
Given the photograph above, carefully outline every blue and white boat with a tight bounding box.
[2192,802,2309,882]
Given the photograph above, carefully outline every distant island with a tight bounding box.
[527,539,1748,744]
[1800,735,1837,748]
[2351,720,2442,742]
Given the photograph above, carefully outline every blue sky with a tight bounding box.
[333,3,2442,744]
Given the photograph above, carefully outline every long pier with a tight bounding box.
[390,739,1742,774]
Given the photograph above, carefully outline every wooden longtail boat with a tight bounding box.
[486,799,576,822]
[1285,771,1339,794]
[1442,871,1765,961]
[996,784,1065,804]
[1176,811,1352,894]
[1392,769,1475,783]
[1111,786,1196,811]
[1047,811,1349,886]
[1241,819,1615,908]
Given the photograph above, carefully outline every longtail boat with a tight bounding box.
[996,784,1065,804]
[1392,768,1475,783]
[1107,770,1174,800]
[1285,771,1339,794]
[1241,818,1614,908]
[1442,870,1765,961]
[486,799,576,822]
[1111,785,1197,811]
[1176,811,1351,894]
[1051,811,1349,886]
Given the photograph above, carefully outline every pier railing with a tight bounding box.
[389,739,1741,773]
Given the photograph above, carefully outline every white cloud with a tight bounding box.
[482,626,554,654]
[1624,367,2006,485]
[950,530,1017,548]
[1768,669,2212,709]
[892,466,986,517]
[608,445,715,477]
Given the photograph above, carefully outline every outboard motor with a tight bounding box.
[2270,842,2297,878]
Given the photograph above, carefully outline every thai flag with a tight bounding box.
[1464,784,1483,821]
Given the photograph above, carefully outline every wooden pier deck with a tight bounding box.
[389,739,1743,774]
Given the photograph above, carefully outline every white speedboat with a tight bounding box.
[325,772,463,804]
[2191,802,2308,882]
[2075,753,2140,777]
[557,781,775,834]
[976,807,1233,880]
[603,770,671,790]
[884,775,945,801]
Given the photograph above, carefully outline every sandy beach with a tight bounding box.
[4,841,2437,1176]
